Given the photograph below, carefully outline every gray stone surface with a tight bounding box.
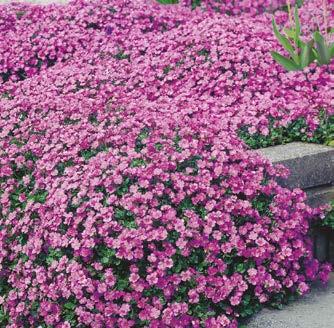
[247,274,334,328]
[306,185,334,207]
[313,228,329,262]
[257,142,334,189]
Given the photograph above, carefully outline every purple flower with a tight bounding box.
[105,25,113,35]
[0,0,332,326]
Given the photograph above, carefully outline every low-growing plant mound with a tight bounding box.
[0,0,333,327]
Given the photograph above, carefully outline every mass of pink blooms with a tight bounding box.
[0,0,333,327]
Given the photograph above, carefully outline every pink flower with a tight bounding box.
[0,0,330,326]
[119,304,130,317]
[298,282,310,295]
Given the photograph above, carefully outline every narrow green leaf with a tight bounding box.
[157,0,178,3]
[312,48,318,58]
[296,38,306,49]
[294,6,301,38]
[272,18,299,64]
[271,51,300,71]
[300,40,314,68]
[329,43,334,59]
[313,31,330,64]
[284,28,296,40]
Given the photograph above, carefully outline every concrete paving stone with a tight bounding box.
[247,274,334,328]
[306,184,334,207]
[257,142,334,189]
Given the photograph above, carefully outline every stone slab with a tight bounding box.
[247,273,334,328]
[257,142,334,189]
[313,228,329,262]
[306,185,334,207]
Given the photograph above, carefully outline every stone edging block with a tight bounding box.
[257,142,334,190]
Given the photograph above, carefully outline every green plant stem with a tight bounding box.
[286,0,293,28]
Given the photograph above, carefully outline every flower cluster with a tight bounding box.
[0,0,333,327]
[181,0,288,15]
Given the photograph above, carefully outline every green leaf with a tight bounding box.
[296,38,306,50]
[294,6,301,38]
[191,0,201,9]
[236,263,246,273]
[130,158,146,168]
[296,0,304,7]
[115,278,129,291]
[64,302,76,310]
[157,0,178,3]
[300,40,314,68]
[313,31,330,64]
[283,28,296,40]
[329,43,334,59]
[271,51,300,71]
[272,18,299,64]
[28,189,48,203]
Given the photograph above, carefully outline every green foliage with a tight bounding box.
[157,0,179,4]
[55,159,74,176]
[173,279,197,302]
[130,158,147,168]
[170,248,209,275]
[35,247,72,268]
[115,176,136,197]
[238,113,334,150]
[252,193,273,216]
[176,155,201,175]
[173,133,183,152]
[225,257,256,276]
[0,306,9,326]
[189,302,215,320]
[28,189,48,203]
[79,143,109,160]
[154,142,163,151]
[320,201,334,229]
[271,6,334,71]
[88,112,99,125]
[96,245,132,291]
[114,207,138,229]
[237,293,261,319]
[115,278,130,291]
[167,230,180,243]
[313,31,333,65]
[114,50,130,61]
[135,127,150,152]
[95,245,131,291]
[63,117,81,125]
[62,297,79,326]
[96,245,117,266]
[191,0,202,9]
[177,196,207,218]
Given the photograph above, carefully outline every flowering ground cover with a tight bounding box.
[0,0,333,327]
